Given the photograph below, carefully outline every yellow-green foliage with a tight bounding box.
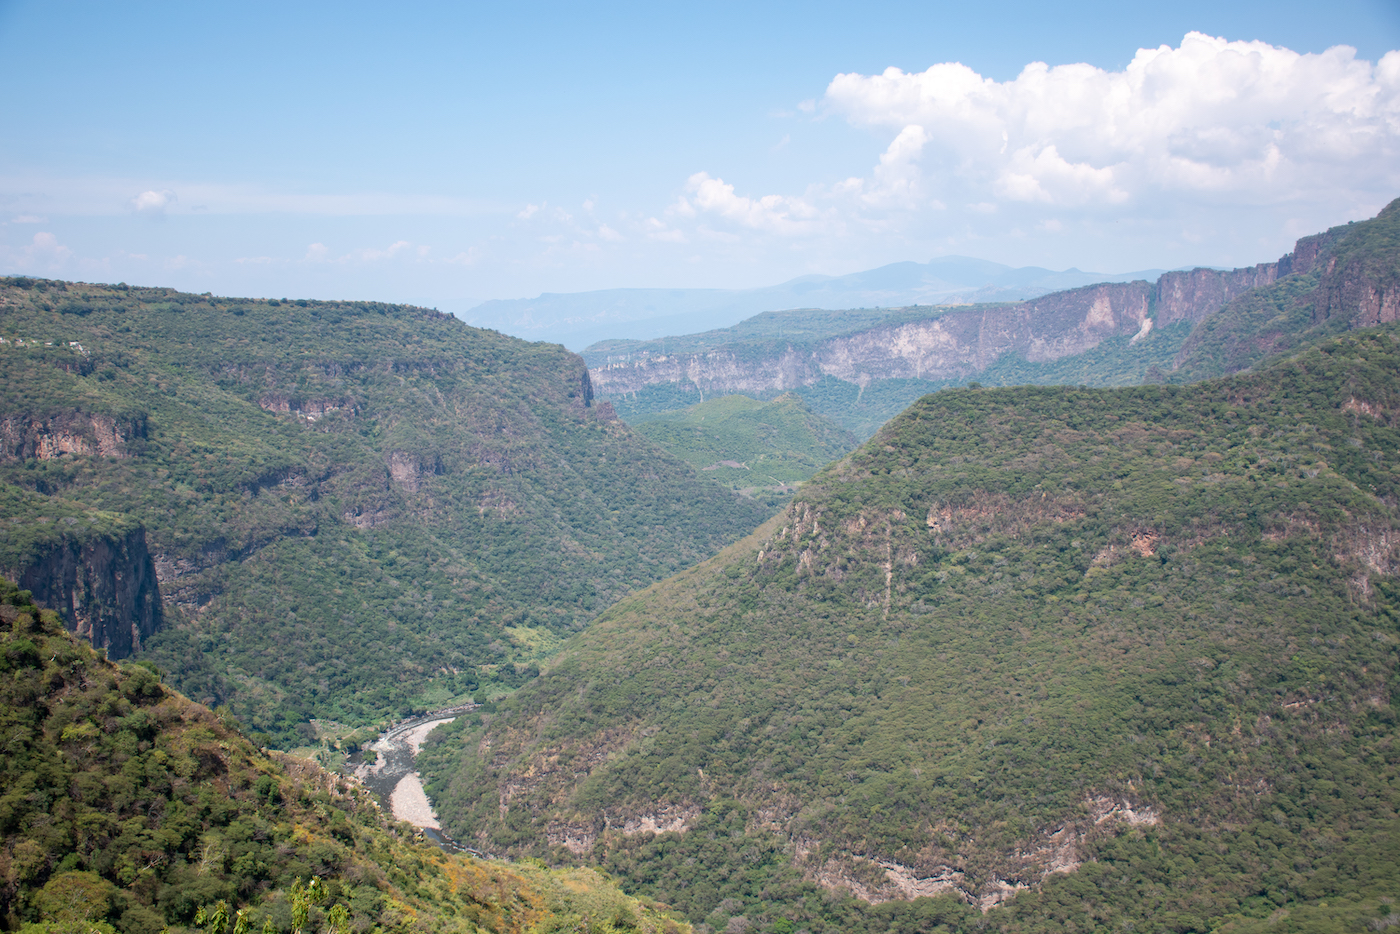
[0,579,689,934]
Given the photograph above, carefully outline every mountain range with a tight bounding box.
[421,325,1400,934]
[463,257,1168,349]
[584,204,1397,440]
[2,199,1399,934]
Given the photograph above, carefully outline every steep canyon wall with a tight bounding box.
[588,231,1342,401]
[4,526,163,659]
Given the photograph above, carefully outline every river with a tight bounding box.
[354,704,479,854]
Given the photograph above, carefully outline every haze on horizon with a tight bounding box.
[1,0,1398,333]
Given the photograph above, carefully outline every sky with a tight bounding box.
[1,0,1398,318]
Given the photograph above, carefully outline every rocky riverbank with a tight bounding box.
[355,706,474,837]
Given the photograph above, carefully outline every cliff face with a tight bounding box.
[587,216,1380,407]
[589,280,1158,399]
[1153,264,1279,327]
[1170,200,1400,380]
[0,411,146,461]
[7,525,162,658]
[1310,209,1400,328]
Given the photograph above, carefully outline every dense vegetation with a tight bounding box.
[589,201,1400,443]
[1174,201,1400,382]
[631,395,858,508]
[420,328,1400,934]
[594,323,1192,443]
[588,299,1196,440]
[0,578,691,934]
[0,280,770,745]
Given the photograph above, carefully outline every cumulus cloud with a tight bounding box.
[823,33,1400,209]
[677,172,821,235]
[651,32,1398,269]
[131,189,176,215]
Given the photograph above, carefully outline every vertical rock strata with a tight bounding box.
[587,220,1377,402]
[5,526,163,658]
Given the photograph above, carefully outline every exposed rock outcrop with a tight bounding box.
[0,412,146,461]
[590,281,1157,400]
[585,218,1373,404]
[5,525,163,658]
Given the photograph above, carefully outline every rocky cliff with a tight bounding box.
[0,410,146,461]
[1170,200,1400,379]
[5,524,162,658]
[1311,213,1400,328]
[585,221,1358,406]
[590,281,1156,400]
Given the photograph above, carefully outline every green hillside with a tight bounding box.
[1174,200,1400,381]
[631,394,858,508]
[0,279,770,745]
[593,319,1190,442]
[420,328,1400,934]
[0,577,690,934]
[587,201,1400,445]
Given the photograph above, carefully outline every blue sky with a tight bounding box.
[1,0,1397,317]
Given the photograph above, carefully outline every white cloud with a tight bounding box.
[3,231,73,271]
[347,240,414,262]
[679,172,821,235]
[296,240,424,265]
[131,189,176,215]
[598,224,624,242]
[11,214,45,224]
[823,33,1400,209]
[847,124,932,209]
[518,203,542,220]
[645,217,686,243]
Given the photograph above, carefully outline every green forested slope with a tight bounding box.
[632,394,858,507]
[591,200,1399,446]
[420,329,1400,934]
[0,578,690,934]
[0,280,770,744]
[1170,200,1399,382]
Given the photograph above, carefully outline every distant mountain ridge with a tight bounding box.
[464,256,1168,348]
[583,201,1399,439]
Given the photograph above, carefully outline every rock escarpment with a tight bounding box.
[585,219,1363,405]
[1171,200,1400,378]
[0,411,146,461]
[589,281,1157,400]
[5,524,162,658]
